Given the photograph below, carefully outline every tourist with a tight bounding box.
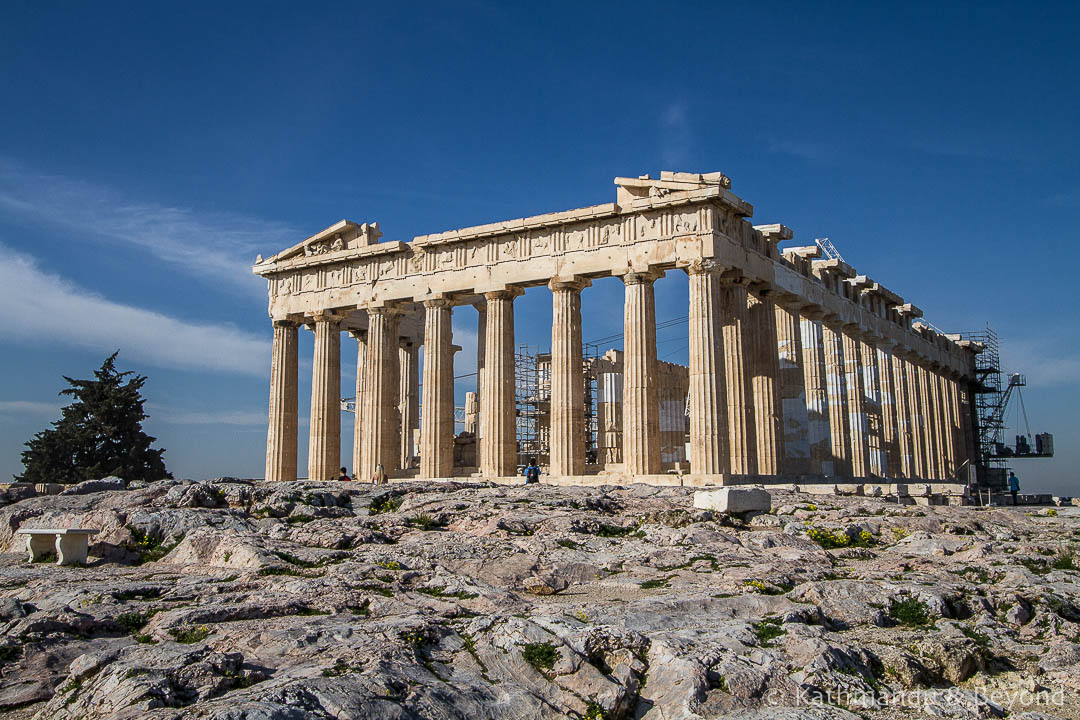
[1008,471,1020,506]
[337,467,350,482]
[371,463,388,485]
[523,459,541,485]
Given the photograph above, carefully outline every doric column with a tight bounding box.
[841,325,871,477]
[549,278,590,476]
[420,299,454,478]
[474,300,487,439]
[350,330,368,476]
[859,335,885,477]
[686,261,727,475]
[480,288,520,477]
[775,298,810,475]
[720,274,755,474]
[936,370,956,479]
[916,362,940,479]
[399,340,419,469]
[307,312,342,482]
[748,288,784,475]
[822,319,851,476]
[799,310,830,475]
[358,307,400,478]
[905,353,928,478]
[622,271,663,476]
[889,348,915,478]
[266,319,299,483]
[876,343,900,477]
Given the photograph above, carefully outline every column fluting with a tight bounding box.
[420,299,454,478]
[308,313,342,482]
[266,319,299,483]
[748,289,784,475]
[686,261,728,475]
[480,289,520,477]
[358,308,400,478]
[721,275,755,474]
[841,326,871,477]
[822,319,851,476]
[549,278,589,476]
[622,271,662,476]
[399,340,419,469]
[800,310,830,475]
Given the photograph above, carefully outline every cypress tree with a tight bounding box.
[16,353,170,484]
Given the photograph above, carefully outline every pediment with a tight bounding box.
[264,220,384,264]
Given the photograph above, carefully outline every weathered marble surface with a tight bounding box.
[1,479,1077,719]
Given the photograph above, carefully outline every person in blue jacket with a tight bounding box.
[523,459,541,485]
[1007,472,1020,506]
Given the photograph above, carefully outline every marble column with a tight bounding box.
[876,344,900,478]
[549,278,589,476]
[841,326,871,477]
[957,377,977,480]
[358,308,400,478]
[890,349,915,478]
[775,298,809,475]
[936,370,956,479]
[474,301,487,439]
[266,319,299,483]
[916,362,940,479]
[822,319,851,476]
[800,310,830,475]
[480,288,520,477]
[748,289,784,475]
[350,330,368,476]
[905,354,928,478]
[721,274,755,475]
[307,312,342,482]
[420,299,454,478]
[399,340,419,469]
[859,335,885,477]
[622,271,662,476]
[686,261,727,475]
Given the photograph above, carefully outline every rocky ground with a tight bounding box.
[0,478,1078,720]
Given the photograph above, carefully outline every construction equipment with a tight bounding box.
[815,237,844,262]
[965,326,1054,488]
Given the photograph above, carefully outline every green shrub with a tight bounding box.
[369,495,404,515]
[1052,551,1076,571]
[115,610,155,633]
[259,566,302,577]
[168,625,212,644]
[126,526,180,564]
[0,645,20,663]
[556,538,578,549]
[888,597,931,627]
[522,642,560,672]
[753,617,785,647]
[639,576,672,590]
[806,527,875,550]
[407,513,445,531]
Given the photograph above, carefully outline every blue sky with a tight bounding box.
[1,1,1076,494]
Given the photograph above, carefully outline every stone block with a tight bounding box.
[693,487,771,514]
[59,476,125,495]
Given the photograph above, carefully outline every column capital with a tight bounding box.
[367,305,404,318]
[800,306,827,321]
[272,318,300,329]
[718,269,751,287]
[305,310,347,324]
[484,286,524,301]
[685,259,724,276]
[620,269,664,286]
[548,277,591,293]
[422,297,452,309]
[348,329,367,341]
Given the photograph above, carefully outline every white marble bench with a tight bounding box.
[16,528,99,566]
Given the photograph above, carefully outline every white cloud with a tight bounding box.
[0,400,61,417]
[0,243,269,376]
[151,407,268,426]
[0,158,295,294]
[1002,338,1080,388]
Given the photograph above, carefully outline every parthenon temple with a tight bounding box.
[254,171,980,489]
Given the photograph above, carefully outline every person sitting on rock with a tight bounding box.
[371,463,388,485]
[337,467,350,482]
[524,459,541,485]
